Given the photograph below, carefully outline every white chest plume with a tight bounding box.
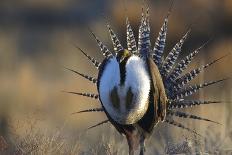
[99,55,150,124]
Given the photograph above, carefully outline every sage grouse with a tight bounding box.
[64,5,228,155]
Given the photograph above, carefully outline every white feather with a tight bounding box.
[99,57,120,120]
[99,56,150,124]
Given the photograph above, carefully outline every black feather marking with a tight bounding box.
[174,54,229,90]
[71,108,103,114]
[168,100,222,109]
[162,29,190,76]
[62,91,99,100]
[126,17,137,54]
[167,110,221,125]
[167,40,210,81]
[151,13,169,68]
[87,120,109,130]
[88,28,113,58]
[165,119,202,136]
[138,7,151,57]
[107,24,124,54]
[73,44,101,69]
[174,78,229,99]
[64,67,97,84]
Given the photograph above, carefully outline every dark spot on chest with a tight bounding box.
[119,56,130,85]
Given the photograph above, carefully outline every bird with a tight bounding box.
[64,5,229,155]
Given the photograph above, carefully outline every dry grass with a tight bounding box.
[0,115,231,155]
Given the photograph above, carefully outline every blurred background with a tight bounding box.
[0,0,231,154]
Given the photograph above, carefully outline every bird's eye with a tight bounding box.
[110,87,120,109]
[126,87,134,109]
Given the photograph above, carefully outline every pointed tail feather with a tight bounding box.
[151,14,169,67]
[107,24,124,54]
[174,54,229,90]
[126,18,137,54]
[165,119,202,137]
[162,29,191,76]
[87,120,109,130]
[88,28,113,58]
[167,40,210,81]
[167,110,221,125]
[173,78,229,99]
[138,7,151,57]
[62,91,99,100]
[74,45,101,69]
[64,67,97,84]
[71,108,103,114]
[168,100,222,109]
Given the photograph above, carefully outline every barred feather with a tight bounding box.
[167,41,209,81]
[138,8,151,57]
[126,18,137,54]
[107,24,124,54]
[162,29,190,76]
[89,29,113,58]
[74,45,101,69]
[174,78,228,99]
[165,119,201,136]
[87,120,109,130]
[64,67,97,84]
[151,15,168,67]
[167,110,221,124]
[174,54,228,90]
[62,91,99,99]
[168,100,222,109]
[72,108,103,114]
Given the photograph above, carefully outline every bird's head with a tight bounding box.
[98,50,151,125]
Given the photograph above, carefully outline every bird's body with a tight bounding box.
[97,54,167,154]
[64,5,228,155]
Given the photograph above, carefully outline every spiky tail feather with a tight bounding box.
[64,67,97,84]
[72,108,103,114]
[126,18,137,54]
[168,100,222,109]
[173,78,229,100]
[88,28,113,58]
[167,40,210,81]
[107,24,124,54]
[74,45,101,69]
[151,14,168,68]
[62,91,99,100]
[167,110,221,124]
[161,29,190,76]
[165,119,202,136]
[173,54,228,91]
[87,120,109,130]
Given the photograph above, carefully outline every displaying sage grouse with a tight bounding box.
[64,6,228,155]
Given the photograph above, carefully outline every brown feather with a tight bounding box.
[148,57,168,123]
